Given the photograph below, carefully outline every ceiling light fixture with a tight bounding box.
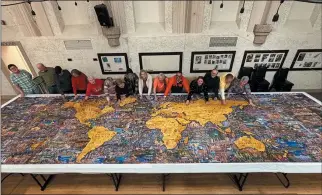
[240,0,245,13]
[28,1,36,16]
[56,0,61,10]
[272,0,285,22]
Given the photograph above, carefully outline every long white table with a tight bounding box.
[1,92,321,191]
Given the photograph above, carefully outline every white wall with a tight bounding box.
[211,1,239,22]
[288,1,315,20]
[1,71,16,96]
[134,1,165,23]
[1,1,321,90]
[58,1,90,25]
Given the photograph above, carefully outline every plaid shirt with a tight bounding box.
[10,70,37,94]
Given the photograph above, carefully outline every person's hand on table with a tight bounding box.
[221,99,226,105]
[249,100,255,107]
[20,92,25,97]
[154,95,157,100]
[84,96,89,101]
[186,100,190,105]
[73,95,78,100]
[205,101,209,104]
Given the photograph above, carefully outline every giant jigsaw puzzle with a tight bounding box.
[1,93,321,164]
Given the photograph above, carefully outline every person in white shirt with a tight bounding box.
[138,70,153,98]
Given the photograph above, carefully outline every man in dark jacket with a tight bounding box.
[186,76,209,104]
[204,68,220,100]
[124,68,139,94]
[54,66,72,96]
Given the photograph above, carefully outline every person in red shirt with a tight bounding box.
[71,69,87,99]
[85,76,104,100]
[164,72,190,97]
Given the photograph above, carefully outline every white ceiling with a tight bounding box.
[134,1,165,23]
[58,1,90,25]
[288,1,316,20]
[211,1,240,22]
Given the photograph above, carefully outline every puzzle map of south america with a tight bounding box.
[1,93,321,164]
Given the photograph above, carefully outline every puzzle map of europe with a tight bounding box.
[1,93,321,164]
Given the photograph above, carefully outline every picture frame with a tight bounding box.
[241,50,288,71]
[97,53,129,74]
[139,52,183,74]
[190,51,236,73]
[290,49,322,71]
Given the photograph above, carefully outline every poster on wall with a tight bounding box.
[98,53,129,74]
[139,52,183,74]
[290,49,322,71]
[241,50,288,71]
[190,51,235,73]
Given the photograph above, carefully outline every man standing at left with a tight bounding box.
[8,64,40,96]
[36,63,57,93]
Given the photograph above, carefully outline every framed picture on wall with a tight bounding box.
[190,51,235,73]
[97,53,129,74]
[290,49,322,71]
[139,52,183,74]
[241,50,288,71]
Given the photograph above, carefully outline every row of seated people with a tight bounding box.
[7,63,254,106]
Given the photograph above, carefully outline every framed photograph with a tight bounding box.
[241,50,288,71]
[290,49,322,71]
[190,51,235,73]
[98,53,129,74]
[139,52,183,74]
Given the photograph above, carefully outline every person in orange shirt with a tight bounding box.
[164,72,190,97]
[153,73,168,99]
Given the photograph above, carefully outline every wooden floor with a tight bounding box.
[1,173,321,194]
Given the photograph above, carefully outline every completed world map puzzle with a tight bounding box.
[1,93,321,164]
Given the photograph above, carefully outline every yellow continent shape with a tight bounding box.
[63,101,115,126]
[146,116,187,149]
[76,126,116,163]
[147,99,248,149]
[119,97,137,107]
[234,136,266,152]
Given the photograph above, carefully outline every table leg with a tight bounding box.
[275,173,290,188]
[107,173,123,191]
[228,173,249,191]
[1,173,25,183]
[162,174,170,192]
[30,174,55,191]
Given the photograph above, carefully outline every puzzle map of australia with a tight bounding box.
[1,93,321,164]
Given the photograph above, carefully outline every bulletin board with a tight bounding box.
[190,51,235,73]
[97,53,129,74]
[290,49,322,71]
[241,50,288,71]
[139,52,183,74]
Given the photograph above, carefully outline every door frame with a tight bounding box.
[1,41,37,77]
[1,41,37,95]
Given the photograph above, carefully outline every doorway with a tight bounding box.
[1,41,36,100]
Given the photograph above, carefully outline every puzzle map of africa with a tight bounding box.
[1,93,321,164]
